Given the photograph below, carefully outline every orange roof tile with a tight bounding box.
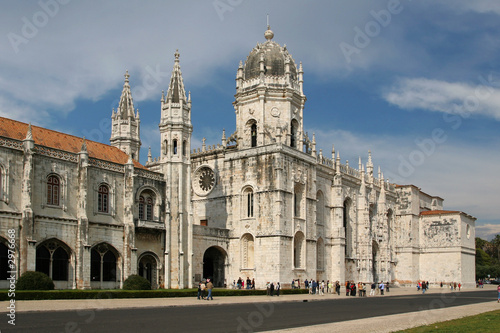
[420,210,460,216]
[0,116,145,169]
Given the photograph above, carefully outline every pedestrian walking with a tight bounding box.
[270,281,275,296]
[336,281,341,295]
[276,282,281,296]
[206,279,214,300]
[370,282,376,296]
[458,283,461,291]
[379,281,385,295]
[497,284,500,303]
[198,280,206,300]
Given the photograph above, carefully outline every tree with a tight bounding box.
[476,248,491,266]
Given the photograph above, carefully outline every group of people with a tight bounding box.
[303,280,342,295]
[266,282,281,296]
[232,277,256,289]
[417,281,462,293]
[197,279,214,300]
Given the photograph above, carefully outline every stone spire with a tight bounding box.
[117,70,136,119]
[366,150,373,177]
[166,50,187,103]
[110,70,141,160]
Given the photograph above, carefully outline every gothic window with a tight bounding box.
[343,198,352,257]
[316,191,325,225]
[290,120,298,148]
[240,233,255,269]
[164,140,168,156]
[182,140,187,156]
[0,242,8,280]
[294,184,303,218]
[251,123,257,147]
[91,244,117,282]
[243,187,254,218]
[98,184,109,213]
[294,231,305,269]
[173,140,178,155]
[36,241,69,281]
[47,175,60,206]
[139,196,145,220]
[317,237,325,270]
[138,190,156,221]
[146,197,153,220]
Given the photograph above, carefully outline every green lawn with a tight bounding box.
[395,309,500,333]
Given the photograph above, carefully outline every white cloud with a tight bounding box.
[439,0,500,15]
[383,77,500,120]
[311,127,500,223]
[475,224,500,241]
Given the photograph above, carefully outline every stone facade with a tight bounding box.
[0,27,476,290]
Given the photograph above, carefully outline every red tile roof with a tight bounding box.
[420,210,460,216]
[0,116,145,169]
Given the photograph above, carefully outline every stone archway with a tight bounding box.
[138,253,159,289]
[203,246,227,287]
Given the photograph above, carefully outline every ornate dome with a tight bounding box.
[243,27,298,80]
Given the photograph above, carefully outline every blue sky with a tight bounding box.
[1,0,499,239]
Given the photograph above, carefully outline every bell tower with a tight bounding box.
[159,50,192,289]
[110,71,141,160]
[233,26,306,149]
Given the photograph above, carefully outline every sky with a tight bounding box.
[1,0,499,240]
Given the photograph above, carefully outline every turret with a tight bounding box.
[110,71,141,160]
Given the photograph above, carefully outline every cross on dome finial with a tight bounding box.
[124,70,130,82]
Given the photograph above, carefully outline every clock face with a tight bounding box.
[193,166,216,196]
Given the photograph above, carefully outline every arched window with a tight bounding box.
[139,196,145,220]
[164,140,168,156]
[0,242,8,280]
[173,140,178,155]
[36,241,69,281]
[182,140,187,156]
[36,246,50,277]
[243,187,254,218]
[138,190,156,221]
[91,244,117,282]
[241,233,255,269]
[343,198,352,257]
[98,184,109,213]
[317,237,325,270]
[47,175,60,206]
[294,184,303,218]
[290,121,298,148]
[251,123,257,147]
[52,247,69,281]
[146,197,153,220]
[294,231,305,268]
[316,191,325,225]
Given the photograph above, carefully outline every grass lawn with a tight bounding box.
[395,309,500,332]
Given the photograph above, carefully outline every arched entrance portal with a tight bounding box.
[138,253,158,289]
[203,246,227,287]
[372,241,379,283]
